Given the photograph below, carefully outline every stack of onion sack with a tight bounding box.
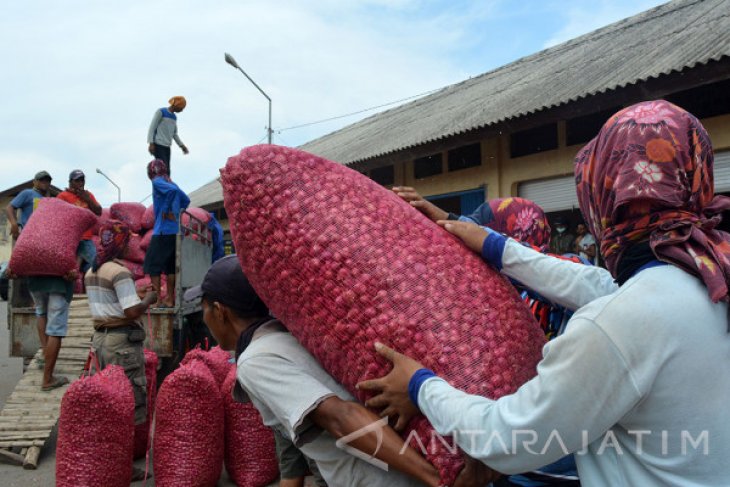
[56,365,134,487]
[220,145,546,482]
[222,365,279,486]
[154,359,224,487]
[133,349,159,459]
[110,202,147,234]
[8,198,97,277]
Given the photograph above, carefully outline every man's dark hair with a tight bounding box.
[202,294,269,320]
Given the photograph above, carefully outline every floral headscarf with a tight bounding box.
[147,158,169,181]
[93,220,131,272]
[575,100,730,302]
[467,197,551,251]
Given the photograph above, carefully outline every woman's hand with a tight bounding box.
[356,342,425,431]
[437,220,490,254]
[393,187,449,222]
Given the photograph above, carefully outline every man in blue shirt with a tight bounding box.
[5,171,53,239]
[208,213,225,263]
[142,159,189,307]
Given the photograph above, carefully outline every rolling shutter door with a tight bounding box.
[518,176,578,212]
[713,150,730,193]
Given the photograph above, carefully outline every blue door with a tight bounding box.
[426,187,485,216]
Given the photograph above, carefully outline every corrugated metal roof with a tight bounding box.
[189,177,223,209]
[299,0,730,164]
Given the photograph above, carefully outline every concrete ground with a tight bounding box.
[0,300,290,486]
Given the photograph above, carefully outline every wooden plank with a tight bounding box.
[0,448,25,466]
[0,422,58,430]
[23,446,41,470]
[0,440,45,448]
[0,431,52,440]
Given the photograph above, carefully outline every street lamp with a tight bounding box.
[224,52,273,144]
[96,168,121,202]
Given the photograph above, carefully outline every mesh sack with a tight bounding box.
[140,229,153,251]
[142,204,155,230]
[154,360,224,487]
[122,234,146,264]
[221,145,546,483]
[91,235,102,256]
[134,276,167,300]
[222,365,278,487]
[133,349,159,459]
[110,202,146,233]
[119,259,145,281]
[182,207,212,226]
[9,198,97,277]
[180,346,232,387]
[56,365,135,487]
[91,207,112,235]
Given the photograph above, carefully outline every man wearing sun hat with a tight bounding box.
[147,96,189,174]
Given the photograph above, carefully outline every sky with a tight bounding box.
[0,0,666,206]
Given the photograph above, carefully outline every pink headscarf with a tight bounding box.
[575,100,730,302]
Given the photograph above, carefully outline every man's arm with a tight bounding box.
[124,289,156,320]
[5,203,19,239]
[439,220,617,310]
[309,396,441,487]
[148,109,162,145]
[81,191,102,216]
[173,133,188,154]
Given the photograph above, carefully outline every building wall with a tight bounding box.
[381,113,730,203]
[0,195,14,262]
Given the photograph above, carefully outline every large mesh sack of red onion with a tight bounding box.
[142,204,155,230]
[133,349,158,459]
[56,365,135,487]
[222,365,279,487]
[122,233,147,264]
[110,202,147,234]
[9,198,97,277]
[154,359,224,487]
[220,144,546,483]
[180,345,231,386]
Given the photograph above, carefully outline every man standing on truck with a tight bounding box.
[5,170,53,240]
[143,159,189,308]
[147,96,188,173]
[85,220,156,480]
[57,170,103,274]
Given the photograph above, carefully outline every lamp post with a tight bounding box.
[224,52,273,144]
[96,168,121,203]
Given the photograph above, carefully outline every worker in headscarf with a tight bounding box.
[85,220,156,481]
[361,100,730,486]
[143,159,189,307]
[147,96,189,174]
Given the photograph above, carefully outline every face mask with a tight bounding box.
[556,226,566,234]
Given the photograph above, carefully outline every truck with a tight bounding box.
[7,210,215,376]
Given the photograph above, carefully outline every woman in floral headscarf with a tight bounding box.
[360,101,730,486]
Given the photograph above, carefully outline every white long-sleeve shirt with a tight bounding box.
[499,237,617,310]
[418,263,730,486]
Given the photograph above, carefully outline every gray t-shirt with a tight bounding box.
[236,320,424,487]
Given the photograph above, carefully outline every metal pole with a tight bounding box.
[268,98,273,144]
[96,168,121,202]
[225,53,273,144]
